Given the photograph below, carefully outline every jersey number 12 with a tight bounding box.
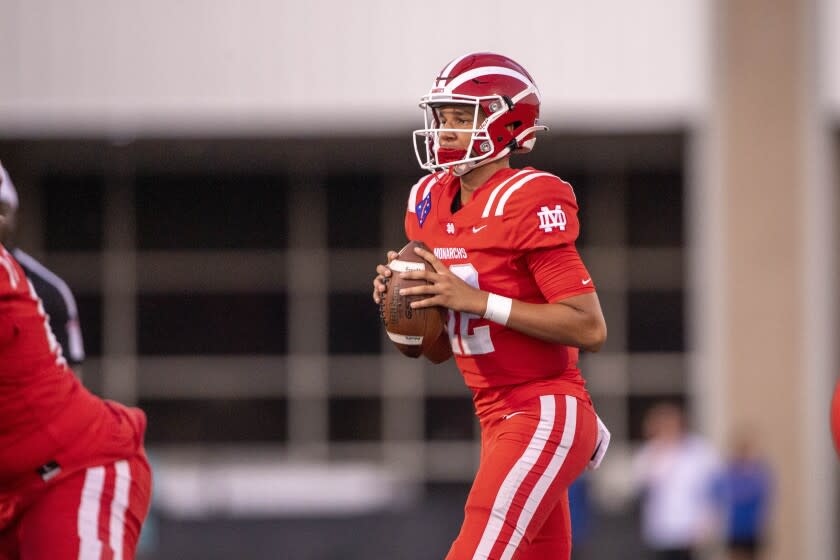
[448,263,495,356]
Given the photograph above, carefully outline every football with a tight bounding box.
[423,329,453,364]
[380,240,447,358]
[831,377,840,458]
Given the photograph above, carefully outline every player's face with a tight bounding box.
[435,105,485,150]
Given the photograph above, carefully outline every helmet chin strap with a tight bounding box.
[446,149,510,177]
[450,161,477,177]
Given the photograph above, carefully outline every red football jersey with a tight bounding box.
[404,167,595,403]
[0,245,145,490]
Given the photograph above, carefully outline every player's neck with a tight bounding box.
[459,159,510,204]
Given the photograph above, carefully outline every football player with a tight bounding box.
[373,52,610,560]
[0,174,151,559]
[0,162,86,373]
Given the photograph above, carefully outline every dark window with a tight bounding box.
[626,170,683,247]
[135,173,287,250]
[328,293,381,354]
[326,173,383,249]
[140,398,287,443]
[137,293,287,355]
[627,291,684,352]
[329,397,381,441]
[43,173,104,251]
[425,397,475,440]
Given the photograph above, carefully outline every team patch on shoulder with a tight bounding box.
[416,193,432,227]
[537,204,567,232]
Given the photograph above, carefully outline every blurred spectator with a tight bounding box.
[633,402,722,560]
[720,435,772,560]
[0,161,85,372]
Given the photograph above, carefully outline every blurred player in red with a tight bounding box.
[373,52,610,560]
[0,176,151,559]
[0,162,86,374]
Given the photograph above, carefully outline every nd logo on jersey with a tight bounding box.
[537,205,567,233]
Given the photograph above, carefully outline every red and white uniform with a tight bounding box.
[404,167,599,560]
[0,245,150,560]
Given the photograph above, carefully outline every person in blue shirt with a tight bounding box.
[568,474,592,559]
[720,436,772,560]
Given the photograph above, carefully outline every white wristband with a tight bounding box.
[483,293,512,326]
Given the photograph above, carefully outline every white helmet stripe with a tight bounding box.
[512,86,539,104]
[444,66,539,98]
[438,52,480,85]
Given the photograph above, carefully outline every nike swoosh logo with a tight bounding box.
[581,278,592,285]
[472,225,488,233]
[503,411,526,420]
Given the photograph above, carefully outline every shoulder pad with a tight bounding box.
[501,174,582,251]
[407,173,446,214]
[479,171,575,219]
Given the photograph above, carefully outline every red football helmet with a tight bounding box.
[413,52,548,176]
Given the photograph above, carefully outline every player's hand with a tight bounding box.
[372,250,399,304]
[398,246,486,315]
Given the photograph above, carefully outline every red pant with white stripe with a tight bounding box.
[446,394,597,560]
[0,452,151,560]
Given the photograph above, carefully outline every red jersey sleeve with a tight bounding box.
[497,174,595,301]
[502,174,581,252]
[526,246,595,302]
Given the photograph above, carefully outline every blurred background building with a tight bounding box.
[0,1,836,558]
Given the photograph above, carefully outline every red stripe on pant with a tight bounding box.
[446,394,597,560]
[0,453,151,560]
[487,396,573,559]
[97,464,117,560]
[78,460,137,560]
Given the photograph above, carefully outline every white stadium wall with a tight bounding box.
[0,0,709,135]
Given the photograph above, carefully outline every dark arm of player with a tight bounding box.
[399,246,607,352]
